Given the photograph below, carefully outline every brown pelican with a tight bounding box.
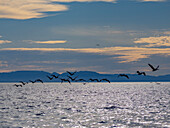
[148,63,159,71]
[47,75,53,80]
[67,75,78,81]
[100,78,110,83]
[66,71,77,76]
[19,81,28,85]
[51,74,60,79]
[118,74,129,79]
[60,78,71,84]
[137,71,146,76]
[29,80,36,83]
[89,78,100,82]
[35,79,43,83]
[13,84,22,87]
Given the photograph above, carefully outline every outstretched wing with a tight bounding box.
[148,63,155,70]
[125,75,129,79]
[142,72,146,76]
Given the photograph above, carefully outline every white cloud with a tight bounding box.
[0,0,116,20]
[134,36,170,47]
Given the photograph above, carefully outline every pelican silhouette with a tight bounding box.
[35,79,43,83]
[47,75,53,80]
[51,74,60,79]
[118,74,129,79]
[136,71,146,76]
[60,78,71,84]
[148,63,159,71]
[66,71,77,76]
[67,75,78,81]
[100,78,110,83]
[89,78,100,82]
[29,80,36,83]
[13,84,22,87]
[19,81,28,85]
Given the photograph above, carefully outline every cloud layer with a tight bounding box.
[0,0,116,20]
[1,46,170,63]
[134,36,170,47]
[26,40,67,44]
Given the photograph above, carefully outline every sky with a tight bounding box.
[0,0,170,75]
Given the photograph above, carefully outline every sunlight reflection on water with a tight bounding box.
[0,82,170,128]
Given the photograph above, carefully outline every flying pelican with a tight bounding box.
[89,78,100,82]
[47,75,53,80]
[60,78,71,84]
[67,75,78,81]
[148,63,159,71]
[19,81,28,85]
[13,84,22,87]
[66,71,77,76]
[136,71,146,76]
[51,74,60,79]
[35,79,43,83]
[118,74,129,79]
[29,80,36,83]
[100,78,110,83]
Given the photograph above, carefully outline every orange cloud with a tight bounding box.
[0,40,12,44]
[30,40,67,44]
[1,47,170,63]
[134,36,170,47]
[0,0,116,20]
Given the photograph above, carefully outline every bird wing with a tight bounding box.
[125,75,129,79]
[148,63,155,70]
[143,72,146,76]
[156,65,159,69]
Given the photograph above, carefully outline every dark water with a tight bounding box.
[0,82,169,128]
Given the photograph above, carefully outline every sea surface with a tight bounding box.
[0,82,169,128]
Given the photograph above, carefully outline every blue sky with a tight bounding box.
[0,0,170,75]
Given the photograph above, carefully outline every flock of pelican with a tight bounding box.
[13,63,159,87]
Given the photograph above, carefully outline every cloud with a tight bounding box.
[137,0,166,2]
[1,47,170,63]
[26,40,67,44]
[0,61,8,67]
[0,40,12,44]
[0,0,116,20]
[134,36,170,47]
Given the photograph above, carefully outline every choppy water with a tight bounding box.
[0,82,170,128]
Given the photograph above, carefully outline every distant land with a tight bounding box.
[0,71,170,82]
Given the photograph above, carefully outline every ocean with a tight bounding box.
[0,82,169,128]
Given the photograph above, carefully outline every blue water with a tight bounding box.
[0,82,169,128]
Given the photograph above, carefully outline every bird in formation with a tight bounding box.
[118,74,129,79]
[60,78,71,84]
[13,63,160,87]
[136,71,146,76]
[148,63,159,72]
[67,75,78,81]
[35,79,43,83]
[66,71,77,76]
[100,78,110,83]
